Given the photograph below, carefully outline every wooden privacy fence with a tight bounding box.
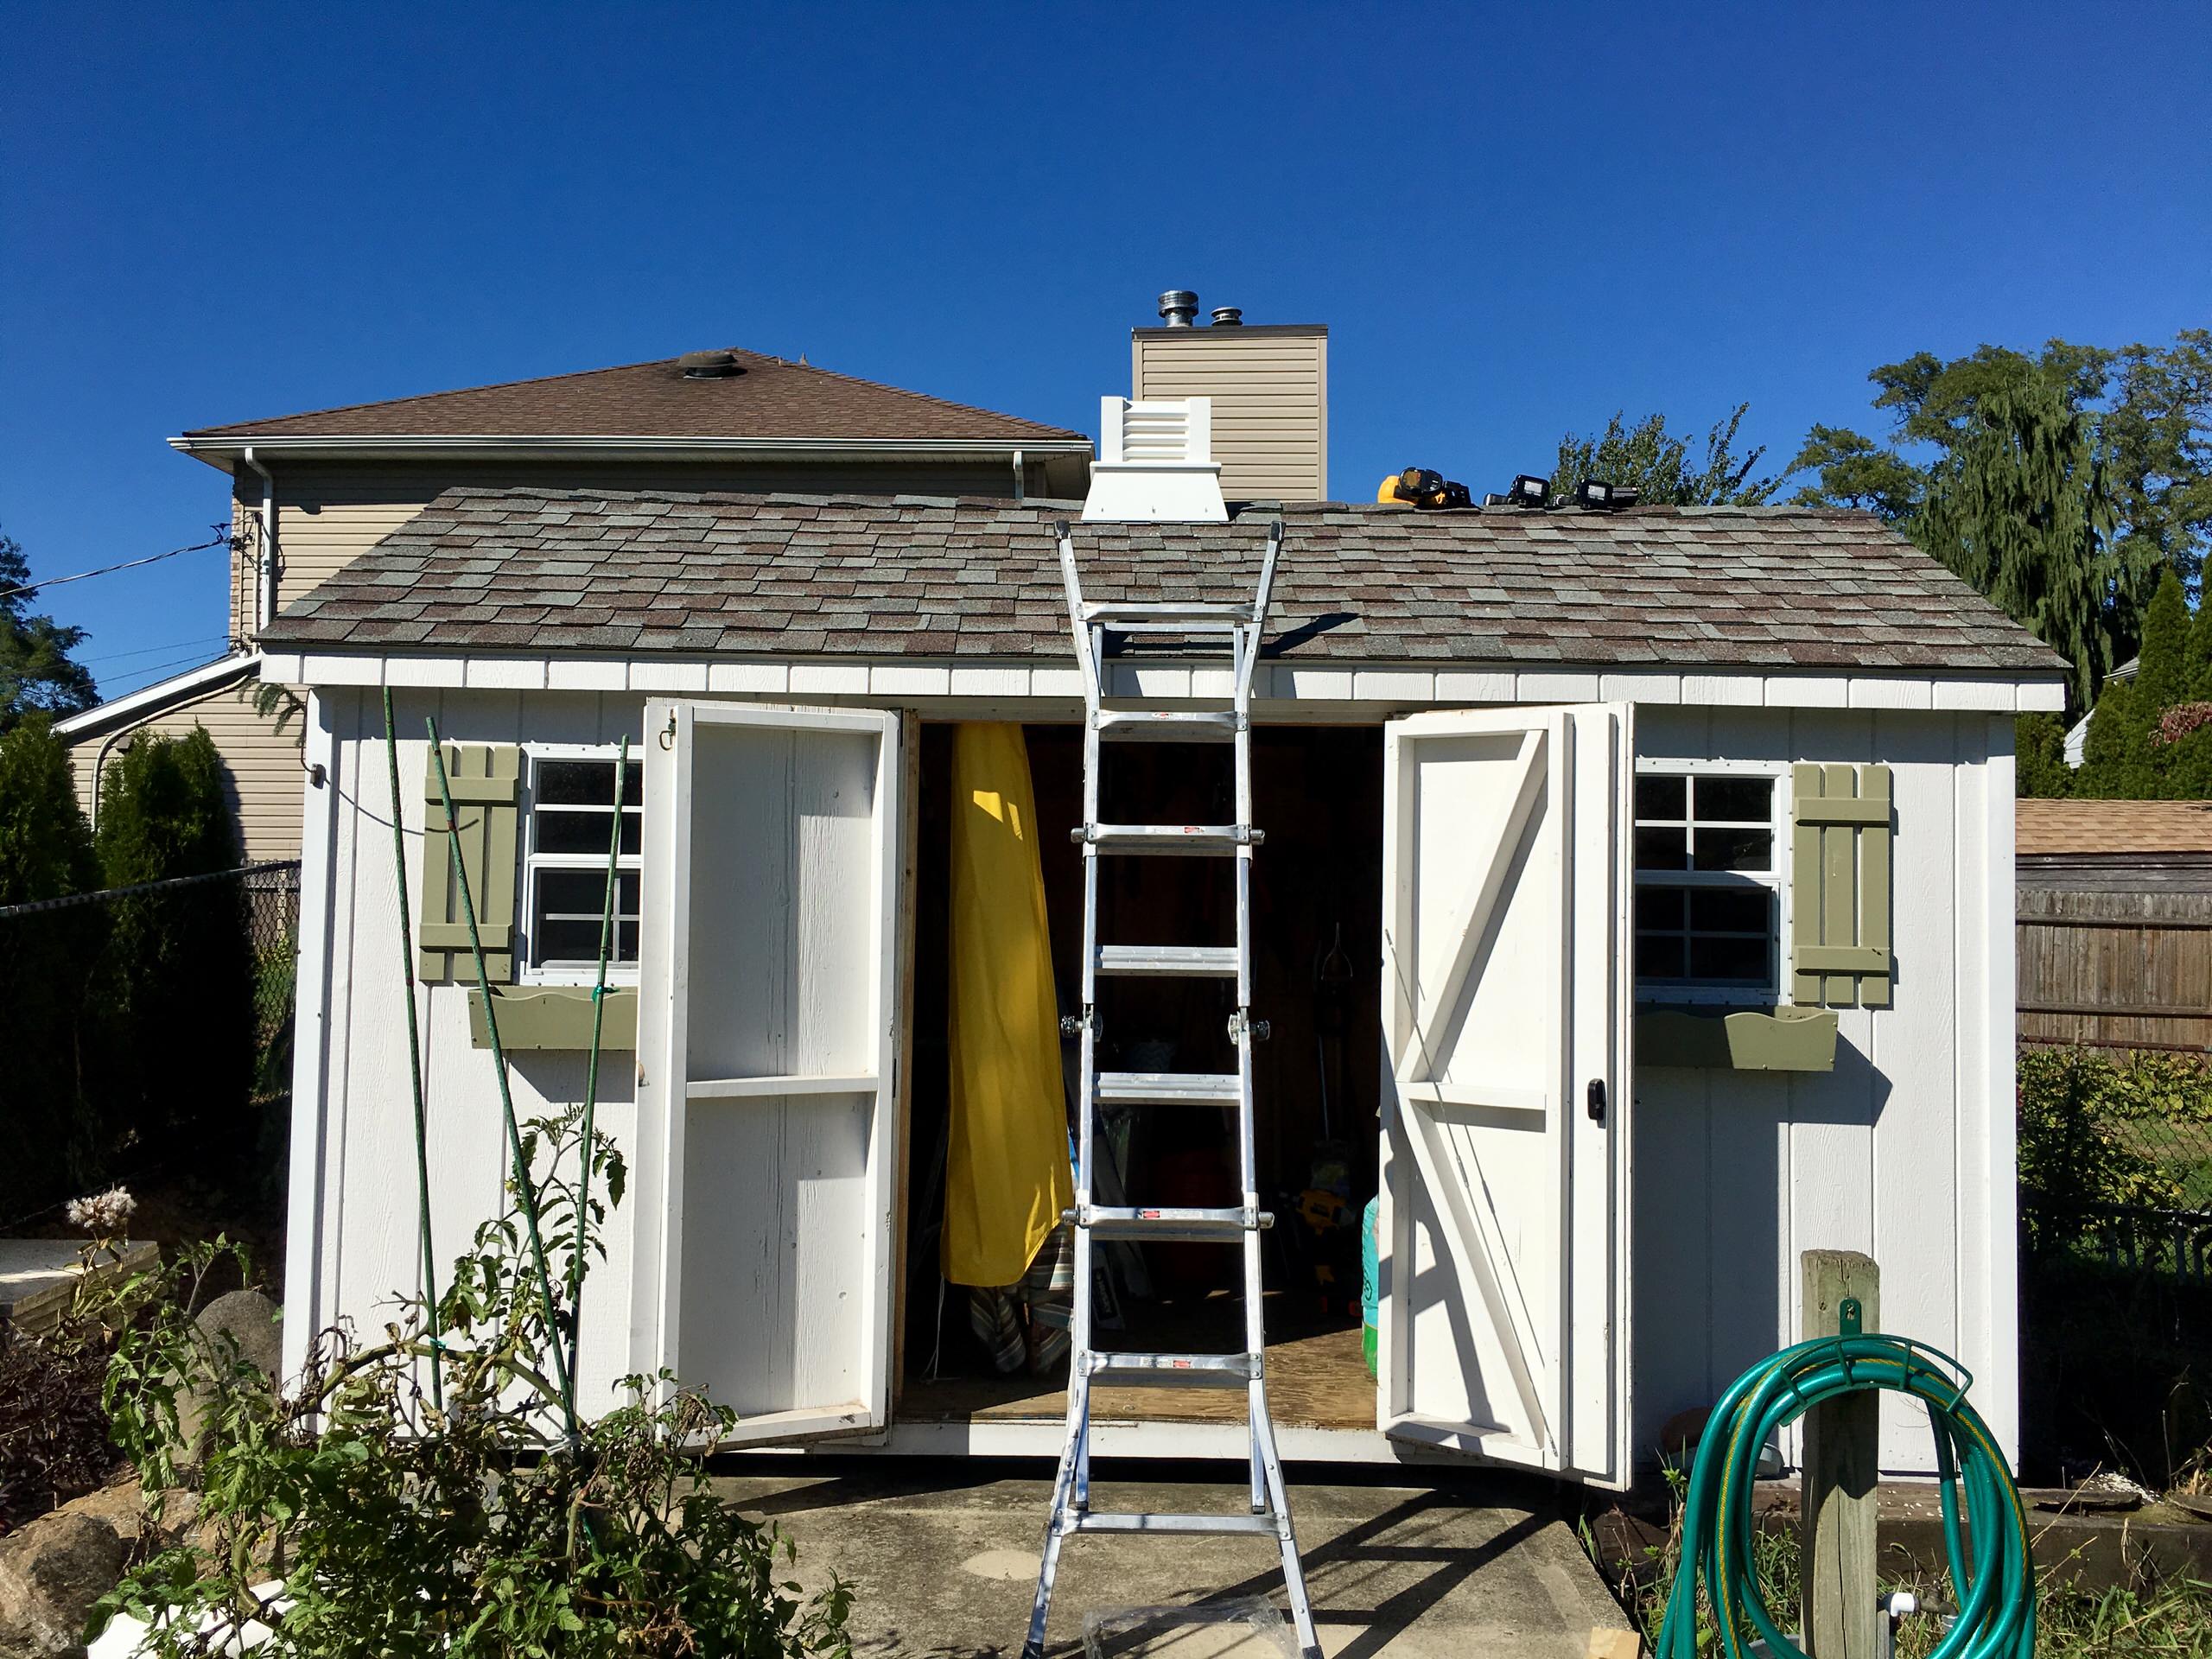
[2017,857,2212,1054]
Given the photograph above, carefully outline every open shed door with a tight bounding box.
[635,701,903,1446]
[1376,705,1634,1486]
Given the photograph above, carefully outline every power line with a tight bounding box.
[84,632,232,665]
[100,649,241,695]
[0,526,238,603]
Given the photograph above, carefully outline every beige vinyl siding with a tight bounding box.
[1132,328,1327,501]
[238,457,1044,638]
[67,673,302,862]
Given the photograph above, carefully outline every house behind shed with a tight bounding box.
[262,486,2065,1482]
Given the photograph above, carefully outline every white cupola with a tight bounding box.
[1080,396,1229,524]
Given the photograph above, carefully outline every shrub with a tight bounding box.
[2018,1046,2212,1226]
[2016,711,2075,797]
[92,1103,854,1658]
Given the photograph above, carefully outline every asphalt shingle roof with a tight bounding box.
[182,350,1084,444]
[260,487,2067,677]
[2018,799,2212,856]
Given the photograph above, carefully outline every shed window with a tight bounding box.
[1633,770,1781,1000]
[523,752,642,980]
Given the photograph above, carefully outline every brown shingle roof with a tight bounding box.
[2018,799,2212,856]
[181,350,1084,443]
[261,487,2068,677]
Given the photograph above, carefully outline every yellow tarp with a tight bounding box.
[943,723,1075,1287]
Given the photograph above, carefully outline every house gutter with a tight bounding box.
[240,444,276,631]
[168,434,1094,469]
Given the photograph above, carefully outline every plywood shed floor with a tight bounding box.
[901,1294,1372,1431]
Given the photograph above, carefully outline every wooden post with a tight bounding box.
[1801,1249,1881,1659]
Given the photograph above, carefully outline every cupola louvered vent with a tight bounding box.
[1082,396,1228,523]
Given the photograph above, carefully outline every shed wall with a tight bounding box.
[1630,707,2017,1473]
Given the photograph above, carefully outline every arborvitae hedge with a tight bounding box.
[2026,567,2212,799]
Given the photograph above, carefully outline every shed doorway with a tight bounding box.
[899,722,1385,1433]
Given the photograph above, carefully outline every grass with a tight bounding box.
[1597,1472,2212,1658]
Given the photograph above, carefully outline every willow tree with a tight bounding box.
[1915,378,2119,711]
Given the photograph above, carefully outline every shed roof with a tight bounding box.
[2017,798,2212,857]
[179,349,1084,445]
[259,487,2067,678]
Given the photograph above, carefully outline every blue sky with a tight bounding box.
[6,2,2208,696]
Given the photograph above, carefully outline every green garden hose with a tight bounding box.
[1656,1332,2036,1659]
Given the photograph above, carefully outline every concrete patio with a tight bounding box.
[713,1461,1636,1658]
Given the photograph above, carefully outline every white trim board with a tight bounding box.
[263,651,2069,713]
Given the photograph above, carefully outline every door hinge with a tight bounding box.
[1586,1078,1607,1123]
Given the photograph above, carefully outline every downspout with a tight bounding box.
[1012,448,1026,505]
[241,445,276,634]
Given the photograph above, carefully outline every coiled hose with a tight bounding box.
[1655,1333,2036,1659]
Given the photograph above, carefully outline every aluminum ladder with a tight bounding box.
[1021,518,1319,1659]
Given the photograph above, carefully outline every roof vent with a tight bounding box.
[1157,289,1200,327]
[1083,396,1228,523]
[677,350,743,379]
[1210,307,1243,327]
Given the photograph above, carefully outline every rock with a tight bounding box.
[0,1509,125,1659]
[195,1289,283,1382]
[177,1289,283,1459]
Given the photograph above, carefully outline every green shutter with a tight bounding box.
[1789,763,1892,1009]
[419,742,520,983]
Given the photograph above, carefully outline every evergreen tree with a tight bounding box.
[2133,568,2192,710]
[1916,379,2117,711]
[0,716,105,1216]
[1553,405,1781,506]
[2187,594,2212,700]
[2077,672,2152,798]
[2014,713,2074,798]
[1,527,99,731]
[92,727,253,1171]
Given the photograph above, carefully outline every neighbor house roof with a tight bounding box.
[2017,798,2212,857]
[170,350,1088,461]
[258,488,2067,681]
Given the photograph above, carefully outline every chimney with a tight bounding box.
[1130,292,1327,500]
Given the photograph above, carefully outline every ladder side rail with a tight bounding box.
[1247,518,1286,642]
[1055,522,1103,717]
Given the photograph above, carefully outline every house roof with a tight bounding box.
[258,487,2068,681]
[175,349,1086,448]
[54,652,261,742]
[2018,798,2212,857]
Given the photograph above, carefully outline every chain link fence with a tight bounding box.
[0,861,300,1230]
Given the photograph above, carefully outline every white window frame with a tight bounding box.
[1630,757,1790,1006]
[520,743,644,987]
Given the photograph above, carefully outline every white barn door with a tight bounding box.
[1376,705,1634,1486]
[634,701,903,1446]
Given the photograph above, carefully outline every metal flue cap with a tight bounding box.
[1157,290,1199,327]
[1210,307,1243,327]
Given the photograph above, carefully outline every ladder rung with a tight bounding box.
[1074,1205,1270,1242]
[1096,710,1240,743]
[1086,1351,1259,1389]
[1074,823,1262,855]
[1095,944,1240,978]
[1096,1071,1240,1108]
[1069,1510,1279,1535]
[1084,601,1253,624]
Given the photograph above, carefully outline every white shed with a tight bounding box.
[263,482,2064,1484]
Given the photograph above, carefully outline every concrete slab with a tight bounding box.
[713,1461,1633,1659]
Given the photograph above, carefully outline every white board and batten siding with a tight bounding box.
[287,680,2022,1477]
[1629,705,2018,1473]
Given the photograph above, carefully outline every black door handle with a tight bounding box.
[1586,1078,1607,1123]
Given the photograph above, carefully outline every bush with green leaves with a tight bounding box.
[90,1101,852,1658]
[2018,1046,2212,1229]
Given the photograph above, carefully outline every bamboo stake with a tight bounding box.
[565,735,627,1400]
[424,718,577,1440]
[383,689,442,1414]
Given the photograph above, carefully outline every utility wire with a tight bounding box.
[84,632,232,664]
[0,526,238,603]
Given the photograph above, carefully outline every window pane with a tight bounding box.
[1688,933,1768,982]
[1635,775,1687,821]
[1695,826,1772,872]
[537,810,643,856]
[1696,776,1773,823]
[537,869,641,918]
[1635,932,1688,980]
[1635,886,1686,931]
[1688,887,1771,934]
[537,759,643,808]
[536,918,640,963]
[1635,825,1688,871]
